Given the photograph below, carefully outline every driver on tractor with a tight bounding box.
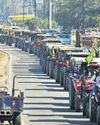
[92,71,100,95]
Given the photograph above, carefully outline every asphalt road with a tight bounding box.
[0,44,96,125]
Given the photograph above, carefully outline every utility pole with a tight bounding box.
[81,0,85,30]
[23,0,25,25]
[48,0,52,29]
[43,0,46,19]
[12,0,16,15]
[34,0,37,17]
[32,0,36,17]
[5,0,8,22]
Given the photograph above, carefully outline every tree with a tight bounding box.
[54,0,100,31]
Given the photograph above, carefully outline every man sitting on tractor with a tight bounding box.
[92,70,100,95]
[96,72,100,85]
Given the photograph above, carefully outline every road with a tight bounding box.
[0,44,96,125]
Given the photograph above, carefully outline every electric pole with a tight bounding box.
[12,0,16,15]
[48,0,52,29]
[32,0,36,17]
[23,0,25,25]
[43,0,46,19]
[5,0,8,22]
[81,0,85,30]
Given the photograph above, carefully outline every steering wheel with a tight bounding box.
[0,86,8,92]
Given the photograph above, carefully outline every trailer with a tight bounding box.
[0,51,24,125]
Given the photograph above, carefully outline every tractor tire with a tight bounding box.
[89,95,97,122]
[75,92,81,112]
[55,66,58,83]
[49,61,52,78]
[83,97,89,117]
[16,42,19,48]
[24,44,28,52]
[83,97,86,117]
[15,42,17,47]
[69,80,75,110]
[97,106,100,125]
[29,46,33,54]
[53,67,56,79]
[56,66,60,83]
[63,74,66,90]
[46,60,49,75]
[18,43,21,49]
[52,63,54,78]
[8,41,11,46]
[13,113,22,125]
[68,77,72,92]
[86,102,89,118]
[65,77,69,91]
[44,60,47,73]
[60,72,63,86]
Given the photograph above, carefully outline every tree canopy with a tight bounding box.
[54,0,100,31]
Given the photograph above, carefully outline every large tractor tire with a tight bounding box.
[85,101,89,118]
[29,46,33,54]
[97,106,100,125]
[69,80,75,110]
[54,64,58,80]
[46,60,49,75]
[67,77,71,91]
[56,66,60,83]
[8,41,12,46]
[51,62,55,79]
[24,43,29,52]
[46,59,49,75]
[21,43,24,51]
[89,95,97,122]
[18,42,22,49]
[64,76,69,91]
[15,42,18,47]
[13,113,22,125]
[55,65,58,82]
[83,97,89,118]
[44,60,47,73]
[6,39,8,45]
[75,92,81,112]
[60,71,63,86]
[63,73,66,90]
[83,97,86,117]
[49,61,53,78]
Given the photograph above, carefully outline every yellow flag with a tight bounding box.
[85,48,96,64]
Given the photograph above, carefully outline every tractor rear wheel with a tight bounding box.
[75,92,81,112]
[89,95,97,122]
[83,97,89,117]
[97,106,100,125]
[69,79,75,110]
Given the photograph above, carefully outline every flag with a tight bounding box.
[85,49,96,64]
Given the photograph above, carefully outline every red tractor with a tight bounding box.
[69,57,100,115]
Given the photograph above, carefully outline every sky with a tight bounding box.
[37,0,43,3]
